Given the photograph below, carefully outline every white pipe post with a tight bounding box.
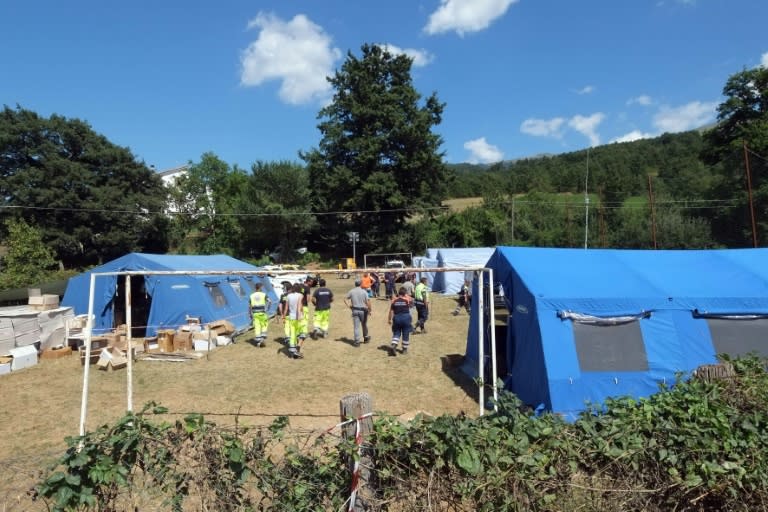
[125,276,133,412]
[477,270,485,416]
[78,273,97,437]
[489,268,498,411]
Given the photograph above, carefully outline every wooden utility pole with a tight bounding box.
[340,392,374,511]
[744,140,758,248]
[647,174,658,249]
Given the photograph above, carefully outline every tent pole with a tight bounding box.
[488,268,498,411]
[79,273,97,438]
[477,270,485,416]
[126,275,133,412]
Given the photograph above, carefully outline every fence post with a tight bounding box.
[340,392,374,511]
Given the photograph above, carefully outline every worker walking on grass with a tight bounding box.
[311,278,333,338]
[414,277,430,333]
[344,278,372,346]
[282,283,305,359]
[249,282,271,347]
[453,279,471,316]
[388,287,413,356]
[277,282,291,344]
[299,277,312,342]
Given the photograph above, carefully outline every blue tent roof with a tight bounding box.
[465,247,768,420]
[62,253,278,336]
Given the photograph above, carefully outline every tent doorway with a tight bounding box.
[113,275,152,337]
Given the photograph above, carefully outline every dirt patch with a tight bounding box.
[0,277,478,510]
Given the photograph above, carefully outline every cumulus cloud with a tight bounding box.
[568,113,606,146]
[611,130,656,144]
[627,94,653,106]
[464,137,504,164]
[240,12,341,105]
[762,52,768,68]
[576,85,595,95]
[653,101,717,132]
[424,0,518,36]
[520,117,565,138]
[377,43,434,67]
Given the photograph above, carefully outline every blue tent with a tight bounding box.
[464,247,768,420]
[62,253,278,336]
[418,247,494,294]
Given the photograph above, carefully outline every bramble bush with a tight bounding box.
[37,356,768,511]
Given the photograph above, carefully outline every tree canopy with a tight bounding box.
[0,106,169,267]
[302,44,449,254]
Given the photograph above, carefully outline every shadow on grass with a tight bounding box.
[440,353,478,405]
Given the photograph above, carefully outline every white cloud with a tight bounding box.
[576,85,595,95]
[377,44,434,67]
[464,137,504,164]
[240,12,341,105]
[424,0,518,36]
[568,113,606,146]
[762,52,768,68]
[627,94,653,106]
[611,130,656,144]
[520,117,565,138]
[653,101,717,132]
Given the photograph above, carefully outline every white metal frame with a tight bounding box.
[78,266,497,437]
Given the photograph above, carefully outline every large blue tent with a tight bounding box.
[464,247,768,420]
[62,253,278,336]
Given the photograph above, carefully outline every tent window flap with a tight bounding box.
[204,283,228,307]
[572,321,649,372]
[706,317,768,358]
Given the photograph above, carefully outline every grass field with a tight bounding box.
[0,277,477,510]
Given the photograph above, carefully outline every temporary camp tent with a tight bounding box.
[431,247,494,294]
[62,253,278,337]
[464,246,768,420]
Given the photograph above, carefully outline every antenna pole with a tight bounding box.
[584,148,590,249]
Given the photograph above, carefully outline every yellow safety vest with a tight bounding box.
[250,291,267,312]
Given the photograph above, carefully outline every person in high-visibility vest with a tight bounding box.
[283,283,305,359]
[249,282,272,347]
[413,277,430,334]
[277,282,291,344]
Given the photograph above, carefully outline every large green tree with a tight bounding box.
[0,106,169,267]
[235,161,316,261]
[703,66,768,246]
[302,44,449,256]
[166,152,246,255]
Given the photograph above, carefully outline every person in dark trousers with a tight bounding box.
[384,270,396,299]
[413,277,430,333]
[344,278,372,346]
[311,278,333,338]
[453,279,471,315]
[388,287,413,356]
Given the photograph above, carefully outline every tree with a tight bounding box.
[235,161,316,262]
[0,106,169,267]
[301,44,449,255]
[703,66,768,246]
[0,218,58,289]
[166,153,246,255]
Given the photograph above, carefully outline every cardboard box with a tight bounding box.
[216,335,232,347]
[10,345,38,371]
[173,331,193,351]
[0,356,11,376]
[40,345,72,359]
[79,346,101,365]
[193,339,214,351]
[97,347,128,371]
[207,319,236,336]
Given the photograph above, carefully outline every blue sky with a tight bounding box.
[2,0,767,171]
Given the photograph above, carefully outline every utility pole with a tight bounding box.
[647,174,658,249]
[584,148,590,249]
[348,231,360,264]
[744,140,758,248]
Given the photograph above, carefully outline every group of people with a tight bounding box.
[248,273,471,360]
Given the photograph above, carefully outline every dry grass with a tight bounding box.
[0,278,477,510]
[442,197,484,212]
